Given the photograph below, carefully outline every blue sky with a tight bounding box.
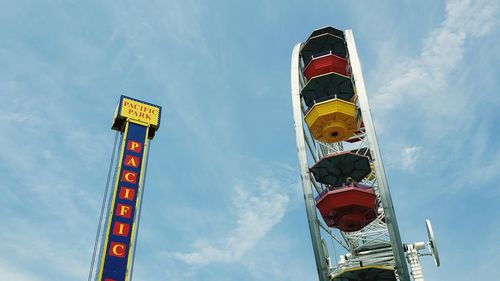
[0,0,499,280]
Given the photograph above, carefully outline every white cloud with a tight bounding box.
[171,177,289,267]
[369,0,499,183]
[401,146,420,172]
[0,72,112,281]
[443,0,498,37]
[373,0,498,114]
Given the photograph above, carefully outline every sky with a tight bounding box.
[0,0,499,280]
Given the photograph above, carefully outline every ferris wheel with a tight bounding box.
[290,27,440,281]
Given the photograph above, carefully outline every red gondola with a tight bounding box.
[316,185,377,232]
[303,53,350,81]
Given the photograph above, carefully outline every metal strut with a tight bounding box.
[88,131,120,281]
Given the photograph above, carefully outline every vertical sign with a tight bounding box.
[99,96,161,281]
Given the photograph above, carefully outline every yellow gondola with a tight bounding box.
[331,265,396,281]
[304,98,359,143]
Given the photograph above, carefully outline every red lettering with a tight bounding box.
[137,112,152,120]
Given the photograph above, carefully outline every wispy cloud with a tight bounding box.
[401,146,420,172]
[373,0,498,117]
[369,0,499,189]
[0,73,113,280]
[170,177,289,267]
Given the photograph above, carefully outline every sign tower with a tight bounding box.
[89,96,161,281]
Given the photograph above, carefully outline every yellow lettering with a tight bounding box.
[117,223,126,235]
[130,142,139,151]
[112,244,125,256]
[122,188,133,200]
[120,205,130,216]
[126,157,137,167]
[124,172,136,182]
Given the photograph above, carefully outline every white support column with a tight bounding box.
[291,42,330,281]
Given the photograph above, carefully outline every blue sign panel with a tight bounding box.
[98,121,149,281]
